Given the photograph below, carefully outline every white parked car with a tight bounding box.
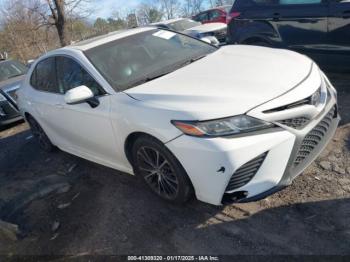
[151,18,227,45]
[17,27,339,206]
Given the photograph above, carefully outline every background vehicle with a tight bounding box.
[226,0,350,71]
[0,59,27,126]
[192,5,232,24]
[151,18,227,44]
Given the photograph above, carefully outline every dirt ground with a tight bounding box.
[0,73,349,257]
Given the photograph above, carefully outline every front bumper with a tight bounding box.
[166,99,339,206]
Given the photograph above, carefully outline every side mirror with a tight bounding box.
[65,85,94,105]
[200,36,220,47]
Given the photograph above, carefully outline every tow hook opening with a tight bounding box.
[222,191,248,204]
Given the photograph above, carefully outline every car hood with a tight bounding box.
[0,75,25,91]
[184,22,227,33]
[125,45,314,120]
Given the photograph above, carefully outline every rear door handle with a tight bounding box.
[273,13,280,21]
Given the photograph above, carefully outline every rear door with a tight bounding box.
[29,57,66,146]
[273,0,329,52]
[328,0,350,54]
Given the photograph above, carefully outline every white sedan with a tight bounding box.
[17,27,340,206]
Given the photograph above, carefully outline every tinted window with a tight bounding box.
[56,56,104,96]
[279,0,321,4]
[195,12,209,22]
[209,10,221,20]
[31,57,58,93]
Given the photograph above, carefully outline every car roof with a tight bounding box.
[151,18,189,26]
[197,5,231,14]
[69,27,155,51]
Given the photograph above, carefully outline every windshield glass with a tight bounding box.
[85,29,217,91]
[0,60,27,82]
[168,19,202,31]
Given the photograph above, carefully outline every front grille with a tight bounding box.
[226,152,268,192]
[294,106,336,167]
[278,117,310,129]
[264,97,311,113]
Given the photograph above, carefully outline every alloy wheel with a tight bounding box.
[136,146,179,200]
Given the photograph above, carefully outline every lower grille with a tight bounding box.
[226,152,268,192]
[279,117,310,129]
[294,106,336,167]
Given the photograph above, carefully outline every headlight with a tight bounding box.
[171,115,274,137]
[0,93,7,102]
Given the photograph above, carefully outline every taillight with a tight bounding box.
[226,11,241,24]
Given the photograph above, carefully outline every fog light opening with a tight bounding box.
[222,191,248,204]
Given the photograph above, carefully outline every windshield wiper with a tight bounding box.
[129,71,172,88]
[177,54,207,68]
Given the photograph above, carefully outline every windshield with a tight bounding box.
[85,29,217,91]
[0,60,27,82]
[167,19,202,31]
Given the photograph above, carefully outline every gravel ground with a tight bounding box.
[0,73,349,256]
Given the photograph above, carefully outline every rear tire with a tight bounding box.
[27,117,56,152]
[131,135,194,204]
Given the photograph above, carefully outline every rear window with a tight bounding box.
[30,57,58,93]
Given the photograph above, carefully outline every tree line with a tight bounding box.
[0,0,234,63]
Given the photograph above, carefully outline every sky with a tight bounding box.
[0,0,142,19]
[89,0,148,19]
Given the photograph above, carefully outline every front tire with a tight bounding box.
[27,117,56,152]
[131,136,193,204]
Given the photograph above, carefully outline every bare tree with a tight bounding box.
[0,0,59,61]
[26,0,92,47]
[182,0,205,17]
[137,2,163,25]
[158,0,181,20]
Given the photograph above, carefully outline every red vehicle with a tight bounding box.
[192,5,232,24]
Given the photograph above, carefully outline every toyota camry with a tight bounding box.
[17,27,340,205]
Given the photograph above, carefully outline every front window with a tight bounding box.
[0,60,27,82]
[85,29,217,91]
